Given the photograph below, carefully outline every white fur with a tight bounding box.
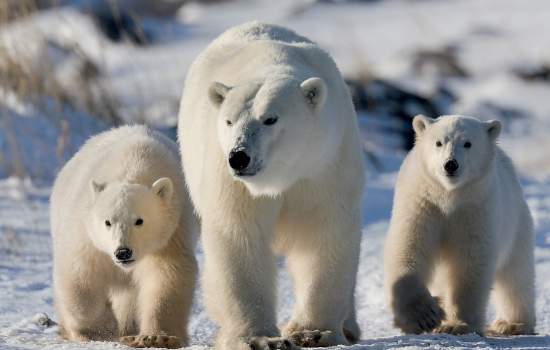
[50,125,197,347]
[384,115,535,336]
[178,22,364,349]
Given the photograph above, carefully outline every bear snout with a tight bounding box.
[229,149,251,171]
[444,159,459,176]
[114,247,133,263]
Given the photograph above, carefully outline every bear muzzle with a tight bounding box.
[444,159,459,177]
[114,247,135,266]
[228,148,262,177]
[229,150,251,171]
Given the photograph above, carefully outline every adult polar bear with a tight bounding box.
[178,22,364,349]
[384,115,535,336]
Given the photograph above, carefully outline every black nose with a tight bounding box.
[115,247,133,261]
[228,150,251,171]
[444,159,459,175]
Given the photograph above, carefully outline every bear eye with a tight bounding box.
[225,120,232,126]
[105,220,111,227]
[263,117,278,126]
[464,141,472,148]
[135,218,143,226]
[436,141,442,147]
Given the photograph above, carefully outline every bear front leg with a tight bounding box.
[120,249,197,349]
[435,232,496,335]
[201,198,294,350]
[343,292,361,343]
[488,221,536,336]
[55,277,117,342]
[282,216,362,347]
[384,207,445,334]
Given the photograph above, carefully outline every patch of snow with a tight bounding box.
[2,172,550,349]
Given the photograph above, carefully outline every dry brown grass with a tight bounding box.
[0,0,124,124]
[0,42,123,125]
[0,1,38,23]
[0,45,65,106]
[0,0,67,23]
[0,2,125,178]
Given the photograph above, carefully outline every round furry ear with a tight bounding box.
[90,180,106,198]
[208,82,231,108]
[412,114,435,135]
[152,177,173,202]
[300,77,327,112]
[486,119,502,141]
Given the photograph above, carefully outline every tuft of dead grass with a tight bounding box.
[0,0,125,123]
[0,42,123,126]
[0,2,125,179]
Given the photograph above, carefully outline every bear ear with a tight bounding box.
[208,82,231,108]
[300,77,327,112]
[90,180,106,198]
[152,177,173,202]
[485,119,501,141]
[412,114,435,135]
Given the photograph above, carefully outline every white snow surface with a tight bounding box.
[2,171,550,349]
[2,0,550,349]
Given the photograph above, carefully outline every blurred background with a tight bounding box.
[2,0,550,182]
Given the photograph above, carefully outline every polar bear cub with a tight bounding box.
[50,125,197,348]
[384,115,535,336]
[178,22,364,350]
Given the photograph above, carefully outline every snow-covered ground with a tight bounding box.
[2,171,550,349]
[2,0,550,349]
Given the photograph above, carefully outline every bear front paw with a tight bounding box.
[486,319,535,336]
[434,321,475,335]
[119,334,181,348]
[247,336,297,350]
[288,329,346,347]
[394,295,445,334]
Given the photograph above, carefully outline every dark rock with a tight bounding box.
[515,63,550,83]
[93,11,150,45]
[412,45,469,78]
[346,78,455,150]
[469,101,528,132]
[34,313,57,328]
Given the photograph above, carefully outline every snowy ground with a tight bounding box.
[2,0,550,349]
[2,171,550,349]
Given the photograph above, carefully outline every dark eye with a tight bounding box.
[105,220,111,227]
[436,141,442,147]
[135,218,143,226]
[263,117,278,126]
[226,120,232,126]
[464,141,472,148]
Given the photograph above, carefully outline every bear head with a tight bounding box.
[208,75,329,196]
[86,178,177,269]
[413,115,501,191]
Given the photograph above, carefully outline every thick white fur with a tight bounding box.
[178,22,364,349]
[50,125,197,347]
[384,115,535,336]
